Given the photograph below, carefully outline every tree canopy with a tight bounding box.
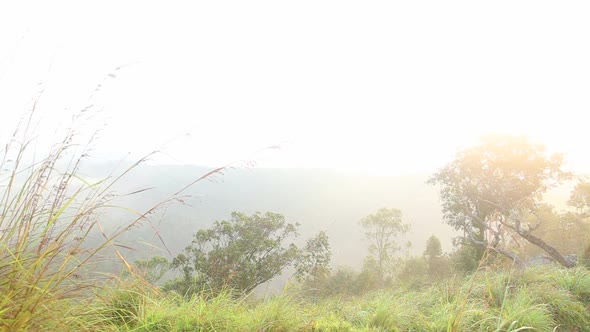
[294,231,332,282]
[428,134,574,267]
[423,235,442,260]
[132,256,170,284]
[359,208,410,279]
[169,211,301,296]
[568,182,590,214]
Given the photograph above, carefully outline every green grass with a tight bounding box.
[0,110,113,331]
[3,110,590,331]
[85,266,590,332]
[0,109,229,331]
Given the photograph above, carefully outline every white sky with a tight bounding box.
[1,1,589,175]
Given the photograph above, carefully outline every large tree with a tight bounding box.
[170,211,300,295]
[428,134,575,267]
[359,208,410,278]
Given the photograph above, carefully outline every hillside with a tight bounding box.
[80,162,454,270]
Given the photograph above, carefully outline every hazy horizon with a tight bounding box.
[3,3,590,329]
[1,0,588,269]
[2,1,589,177]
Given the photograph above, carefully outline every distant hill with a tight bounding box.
[82,162,455,266]
[78,161,578,291]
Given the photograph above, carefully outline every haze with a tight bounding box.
[1,0,589,261]
[4,3,590,329]
[1,1,589,176]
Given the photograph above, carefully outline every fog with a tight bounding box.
[1,1,589,292]
[2,1,589,173]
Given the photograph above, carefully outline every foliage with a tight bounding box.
[423,235,443,259]
[294,231,332,282]
[568,182,590,214]
[359,208,410,280]
[169,211,301,296]
[132,256,170,284]
[583,244,590,269]
[88,266,590,331]
[422,235,451,280]
[0,107,236,329]
[0,109,163,330]
[294,231,332,300]
[301,263,382,298]
[449,245,482,274]
[428,134,574,267]
[397,257,429,287]
[356,257,387,292]
[520,204,590,258]
[317,267,360,297]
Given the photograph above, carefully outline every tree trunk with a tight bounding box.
[509,210,576,268]
[465,225,524,267]
[517,230,576,268]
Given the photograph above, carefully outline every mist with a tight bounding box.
[2,1,590,330]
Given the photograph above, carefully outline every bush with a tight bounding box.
[450,245,482,274]
[397,257,429,287]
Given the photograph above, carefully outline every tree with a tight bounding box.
[294,231,332,300]
[423,235,449,279]
[294,231,332,282]
[519,204,590,258]
[359,208,410,279]
[423,235,442,260]
[568,182,590,214]
[169,211,300,296]
[428,134,575,267]
[132,256,170,284]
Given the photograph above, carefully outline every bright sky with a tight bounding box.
[1,1,589,175]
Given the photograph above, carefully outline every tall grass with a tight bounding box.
[85,265,590,331]
[0,106,229,330]
[0,109,108,330]
[3,105,589,331]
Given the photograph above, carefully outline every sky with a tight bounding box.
[1,1,589,176]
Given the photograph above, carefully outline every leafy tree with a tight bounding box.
[423,235,449,279]
[423,235,442,260]
[428,135,574,267]
[568,182,590,214]
[169,211,300,296]
[295,231,332,282]
[132,256,170,284]
[359,208,410,279]
[293,231,332,301]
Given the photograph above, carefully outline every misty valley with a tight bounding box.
[2,121,589,331]
[4,1,590,330]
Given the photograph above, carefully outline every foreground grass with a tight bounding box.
[0,109,232,331]
[87,266,590,332]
